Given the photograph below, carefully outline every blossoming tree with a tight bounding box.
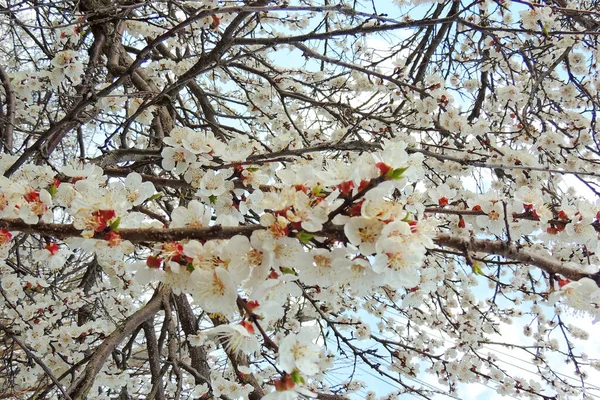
[0,0,599,399]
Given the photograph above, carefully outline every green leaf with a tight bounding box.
[209,195,217,204]
[110,217,121,232]
[471,262,483,276]
[279,267,296,275]
[148,192,163,201]
[290,370,305,384]
[385,166,409,180]
[187,263,195,273]
[297,231,315,244]
[312,184,325,197]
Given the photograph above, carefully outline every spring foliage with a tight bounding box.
[0,0,600,399]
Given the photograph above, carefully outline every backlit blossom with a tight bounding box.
[344,217,384,255]
[197,169,232,197]
[278,327,322,376]
[111,172,156,206]
[206,322,261,356]
[191,267,238,317]
[171,200,212,228]
[33,243,72,271]
[550,278,600,316]
[161,146,196,175]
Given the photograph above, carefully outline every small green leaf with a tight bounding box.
[187,263,195,273]
[280,267,296,275]
[110,217,121,232]
[209,195,217,204]
[290,370,305,384]
[312,184,326,197]
[385,166,409,180]
[297,231,315,244]
[471,262,483,275]
[148,193,163,201]
[247,167,260,172]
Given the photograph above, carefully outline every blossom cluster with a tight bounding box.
[0,134,437,397]
[2,1,600,399]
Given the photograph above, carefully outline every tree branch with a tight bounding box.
[0,219,262,242]
[434,234,600,285]
[0,66,15,153]
[0,323,73,400]
[67,288,166,400]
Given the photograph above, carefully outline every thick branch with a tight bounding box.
[119,0,271,135]
[172,294,211,384]
[0,219,262,242]
[434,234,600,285]
[143,319,166,400]
[2,4,242,176]
[67,288,166,400]
[0,66,15,152]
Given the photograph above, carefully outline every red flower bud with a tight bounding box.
[376,162,392,176]
[274,375,295,391]
[104,231,122,247]
[246,300,260,311]
[210,15,220,29]
[558,279,570,288]
[24,190,40,203]
[45,243,59,255]
[240,320,255,334]
[146,256,162,269]
[337,180,355,195]
[357,180,370,192]
[0,229,12,244]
